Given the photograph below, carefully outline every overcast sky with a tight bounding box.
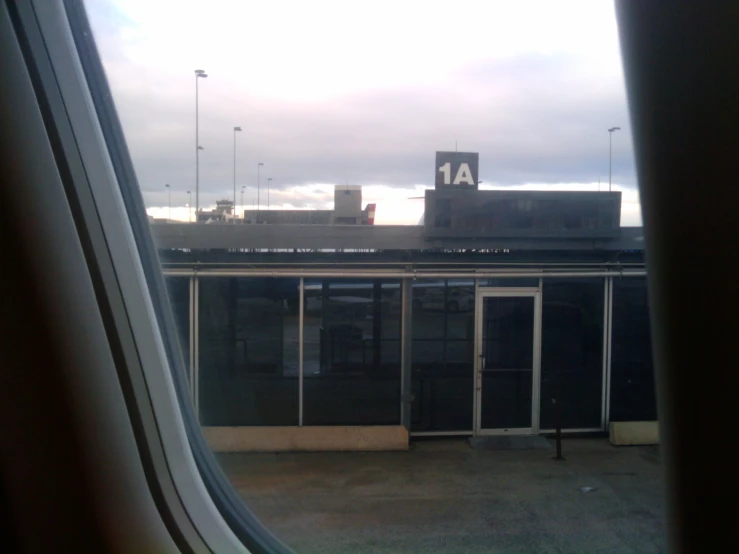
[85,0,640,225]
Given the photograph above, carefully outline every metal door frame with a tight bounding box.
[474,288,542,436]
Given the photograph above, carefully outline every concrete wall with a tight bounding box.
[609,421,659,445]
[202,425,409,453]
[151,223,646,251]
[334,185,362,219]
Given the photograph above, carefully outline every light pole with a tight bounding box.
[241,185,245,221]
[233,126,242,224]
[187,190,191,222]
[608,126,620,192]
[195,69,208,218]
[267,177,272,210]
[165,183,171,221]
[257,162,264,212]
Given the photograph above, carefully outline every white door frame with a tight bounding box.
[474,288,542,436]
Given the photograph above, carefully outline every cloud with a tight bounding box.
[87,0,638,224]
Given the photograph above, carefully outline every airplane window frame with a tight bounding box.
[4,0,736,551]
[9,0,294,551]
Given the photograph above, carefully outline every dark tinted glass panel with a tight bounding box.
[199,277,299,425]
[435,199,452,228]
[165,276,190,383]
[479,278,540,288]
[480,296,534,429]
[411,281,447,339]
[411,280,474,431]
[610,278,656,421]
[540,278,604,429]
[303,279,401,425]
[432,193,619,231]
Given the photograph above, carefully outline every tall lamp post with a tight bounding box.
[187,190,191,222]
[194,69,208,217]
[165,183,171,221]
[267,177,272,210]
[233,126,242,224]
[257,162,264,213]
[608,126,620,192]
[241,185,245,221]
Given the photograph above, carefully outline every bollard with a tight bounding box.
[552,396,564,460]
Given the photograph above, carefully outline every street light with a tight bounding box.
[241,185,245,221]
[257,162,264,212]
[165,183,171,221]
[187,190,191,223]
[608,126,621,192]
[267,177,272,210]
[195,69,208,217]
[233,126,242,224]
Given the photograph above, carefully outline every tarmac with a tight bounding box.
[217,438,665,554]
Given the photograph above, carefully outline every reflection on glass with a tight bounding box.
[411,280,474,431]
[479,278,539,288]
[303,279,401,425]
[165,276,190,383]
[479,296,534,429]
[540,279,604,429]
[198,277,299,426]
[430,193,620,232]
[610,278,656,421]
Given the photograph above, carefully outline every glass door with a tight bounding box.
[475,290,541,435]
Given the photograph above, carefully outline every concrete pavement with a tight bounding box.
[217,438,665,553]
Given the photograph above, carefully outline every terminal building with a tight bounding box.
[153,152,654,451]
[244,184,376,225]
[182,185,377,225]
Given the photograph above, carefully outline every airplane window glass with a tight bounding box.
[85,0,662,551]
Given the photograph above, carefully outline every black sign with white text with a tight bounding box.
[435,151,479,190]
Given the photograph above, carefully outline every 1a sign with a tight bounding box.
[435,151,479,190]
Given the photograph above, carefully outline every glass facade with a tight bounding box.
[198,277,300,426]
[164,277,190,382]
[164,274,653,432]
[411,280,475,431]
[610,278,656,421]
[427,191,621,234]
[303,279,402,425]
[540,278,605,429]
[480,296,535,429]
[479,278,540,288]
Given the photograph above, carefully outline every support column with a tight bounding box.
[299,277,304,426]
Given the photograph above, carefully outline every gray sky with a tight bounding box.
[86,0,640,225]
